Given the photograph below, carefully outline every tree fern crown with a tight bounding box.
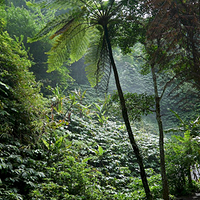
[29,0,134,91]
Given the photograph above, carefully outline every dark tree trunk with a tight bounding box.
[187,166,192,186]
[104,25,152,200]
[151,64,169,200]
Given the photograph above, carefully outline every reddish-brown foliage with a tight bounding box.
[145,0,200,89]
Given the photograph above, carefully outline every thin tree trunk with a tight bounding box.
[187,166,192,186]
[151,64,169,200]
[104,25,152,200]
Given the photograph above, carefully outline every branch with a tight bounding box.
[160,74,176,100]
[134,55,148,61]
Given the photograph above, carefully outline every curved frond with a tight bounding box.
[69,24,91,63]
[28,8,84,42]
[34,0,83,10]
[47,21,91,72]
[85,30,112,92]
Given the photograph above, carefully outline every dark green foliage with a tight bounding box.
[0,134,46,199]
[0,130,103,199]
[30,87,161,199]
[165,112,200,196]
[127,170,162,199]
[1,2,72,94]
[61,90,160,193]
[0,30,46,140]
[3,80,199,198]
[30,132,103,199]
[0,87,103,199]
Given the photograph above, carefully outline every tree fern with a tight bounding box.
[29,1,153,199]
[29,0,114,88]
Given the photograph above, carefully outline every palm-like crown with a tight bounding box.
[29,0,127,92]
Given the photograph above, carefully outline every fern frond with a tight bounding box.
[30,0,121,94]
[35,0,83,10]
[85,32,103,87]
[85,31,112,92]
[46,20,91,72]
[46,43,70,72]
[28,12,74,42]
[49,18,75,39]
[28,6,87,42]
[69,24,91,63]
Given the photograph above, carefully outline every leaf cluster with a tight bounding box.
[0,134,46,199]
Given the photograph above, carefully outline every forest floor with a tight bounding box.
[176,193,200,200]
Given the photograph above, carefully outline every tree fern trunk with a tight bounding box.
[151,64,169,200]
[104,25,152,200]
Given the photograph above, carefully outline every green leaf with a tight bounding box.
[82,157,93,163]
[168,108,184,124]
[41,138,49,150]
[98,145,104,156]
[0,81,10,90]
[26,1,34,7]
[94,103,101,112]
[55,137,64,148]
[184,130,190,141]
[173,135,184,143]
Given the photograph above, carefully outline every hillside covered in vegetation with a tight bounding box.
[0,0,200,199]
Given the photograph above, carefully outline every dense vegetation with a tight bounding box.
[0,0,200,199]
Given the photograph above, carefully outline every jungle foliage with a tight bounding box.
[0,0,200,200]
[2,0,73,94]
[0,21,46,141]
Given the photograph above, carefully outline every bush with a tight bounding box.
[0,29,47,141]
[165,114,200,196]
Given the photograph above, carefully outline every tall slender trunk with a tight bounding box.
[104,25,152,200]
[151,64,169,200]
